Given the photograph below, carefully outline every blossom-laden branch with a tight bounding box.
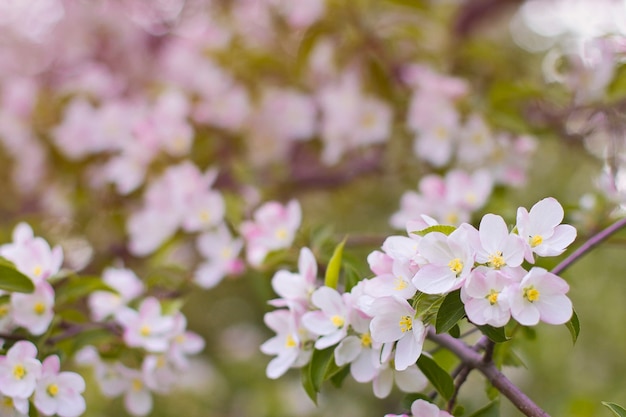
[427,328,550,417]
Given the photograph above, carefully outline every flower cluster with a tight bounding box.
[0,223,63,336]
[0,341,85,417]
[80,293,205,416]
[261,197,576,402]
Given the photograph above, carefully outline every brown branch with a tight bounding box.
[428,328,550,417]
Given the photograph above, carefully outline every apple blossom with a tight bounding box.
[88,267,145,322]
[241,199,302,267]
[34,355,86,417]
[369,296,426,371]
[462,268,513,327]
[269,246,318,310]
[11,281,55,336]
[260,308,313,379]
[508,267,573,326]
[516,197,577,262]
[0,341,42,399]
[302,286,351,349]
[115,297,176,352]
[194,225,245,289]
[412,227,474,294]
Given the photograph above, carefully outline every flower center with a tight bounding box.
[0,304,9,318]
[530,235,543,248]
[330,315,345,328]
[360,332,372,347]
[33,265,43,277]
[399,315,413,333]
[523,286,540,302]
[2,397,13,407]
[47,383,59,397]
[275,228,287,240]
[132,379,143,392]
[488,251,505,269]
[448,258,464,275]
[33,302,46,315]
[486,290,499,305]
[199,210,211,223]
[13,364,26,380]
[285,334,297,348]
[394,277,408,291]
[140,325,151,337]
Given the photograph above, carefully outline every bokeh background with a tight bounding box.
[0,0,625,416]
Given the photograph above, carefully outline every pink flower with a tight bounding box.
[409,399,453,417]
[194,225,244,289]
[516,197,577,262]
[302,286,351,349]
[115,297,176,352]
[260,308,313,379]
[0,222,63,283]
[88,267,144,322]
[0,341,42,399]
[11,281,55,335]
[369,296,426,371]
[269,246,318,310]
[469,214,525,271]
[461,268,513,327]
[412,228,475,294]
[34,355,86,417]
[508,267,573,326]
[241,200,302,267]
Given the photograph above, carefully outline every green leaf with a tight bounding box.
[55,276,117,305]
[602,402,626,417]
[343,263,362,293]
[469,400,500,417]
[435,290,465,334]
[0,262,34,293]
[412,225,457,237]
[565,309,580,344]
[329,365,350,388]
[301,346,340,403]
[417,355,454,400]
[324,237,347,290]
[448,323,461,338]
[476,325,509,343]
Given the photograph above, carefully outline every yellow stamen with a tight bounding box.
[0,304,9,318]
[486,290,499,305]
[13,364,25,380]
[394,277,408,291]
[360,332,372,348]
[445,212,459,225]
[448,258,464,275]
[435,126,447,140]
[330,315,345,328]
[47,383,59,397]
[275,228,287,240]
[199,210,211,223]
[2,397,13,407]
[361,112,376,128]
[220,247,233,260]
[33,265,43,277]
[488,251,505,269]
[132,379,143,392]
[285,334,297,348]
[524,287,540,302]
[33,302,46,315]
[140,325,151,337]
[530,235,543,248]
[399,315,413,333]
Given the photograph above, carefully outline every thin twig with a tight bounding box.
[552,216,626,275]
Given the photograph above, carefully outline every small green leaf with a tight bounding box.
[469,400,500,417]
[411,225,457,237]
[565,309,580,344]
[436,290,465,334]
[329,366,350,388]
[602,402,626,417]
[324,237,347,290]
[0,263,34,293]
[476,325,509,343]
[417,355,454,400]
[302,346,338,403]
[448,324,461,338]
[55,276,117,305]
